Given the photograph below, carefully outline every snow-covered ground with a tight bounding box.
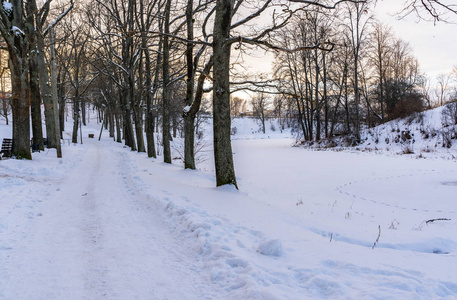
[1,111,457,299]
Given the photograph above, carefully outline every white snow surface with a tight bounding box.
[2,1,12,14]
[3,1,13,15]
[1,110,457,299]
[11,26,24,37]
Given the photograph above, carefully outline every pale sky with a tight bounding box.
[375,0,457,81]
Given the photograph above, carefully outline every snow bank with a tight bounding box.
[301,105,457,160]
[257,240,283,257]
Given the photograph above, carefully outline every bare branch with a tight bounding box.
[43,0,74,36]
[231,36,335,53]
[288,0,367,9]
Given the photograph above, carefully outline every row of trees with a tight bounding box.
[0,0,70,158]
[272,2,424,143]
[0,0,454,187]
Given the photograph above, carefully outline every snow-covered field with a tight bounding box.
[1,111,457,299]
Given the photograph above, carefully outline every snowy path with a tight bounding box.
[1,140,213,300]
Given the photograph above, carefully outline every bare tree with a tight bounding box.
[436,72,451,106]
[31,0,71,152]
[251,93,268,134]
[343,0,373,142]
[368,22,394,120]
[59,10,93,144]
[231,96,245,116]
[0,1,33,159]
[400,0,457,22]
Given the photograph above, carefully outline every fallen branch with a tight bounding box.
[372,225,381,249]
[426,218,451,224]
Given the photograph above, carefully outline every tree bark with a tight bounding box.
[212,0,237,188]
[29,49,44,151]
[72,96,80,143]
[27,0,60,149]
[58,71,66,136]
[10,53,32,159]
[162,0,172,164]
[183,0,196,169]
[7,2,32,159]
[49,26,62,157]
[115,112,122,143]
[133,103,146,152]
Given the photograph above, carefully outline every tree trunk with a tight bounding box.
[162,0,172,163]
[121,90,136,150]
[30,50,44,150]
[109,111,115,138]
[183,58,212,169]
[261,110,265,134]
[354,54,361,142]
[72,97,79,143]
[8,19,31,159]
[184,0,196,169]
[10,57,32,159]
[134,50,146,153]
[3,1,32,159]
[115,112,122,143]
[2,99,8,125]
[81,99,86,126]
[49,26,62,157]
[26,0,60,150]
[133,104,145,152]
[58,71,66,136]
[314,48,321,141]
[212,0,237,188]
[120,0,137,151]
[146,53,158,158]
[323,52,328,138]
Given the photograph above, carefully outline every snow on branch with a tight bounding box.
[229,78,286,94]
[232,36,335,53]
[2,1,12,15]
[12,26,25,37]
[288,0,367,9]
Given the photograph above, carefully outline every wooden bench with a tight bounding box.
[1,138,12,158]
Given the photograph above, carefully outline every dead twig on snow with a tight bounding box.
[372,225,381,249]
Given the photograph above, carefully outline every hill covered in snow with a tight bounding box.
[300,103,457,160]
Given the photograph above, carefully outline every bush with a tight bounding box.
[441,128,457,148]
[441,102,457,126]
[389,94,425,120]
[402,144,414,154]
